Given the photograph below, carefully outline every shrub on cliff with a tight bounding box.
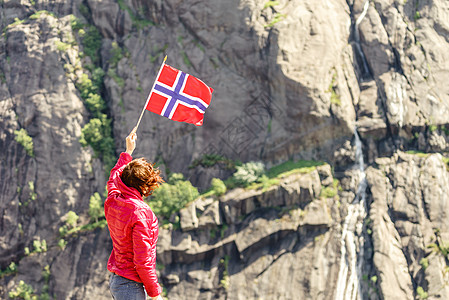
[89,192,104,222]
[79,114,115,170]
[211,178,227,196]
[232,161,265,185]
[147,173,199,220]
[14,128,34,157]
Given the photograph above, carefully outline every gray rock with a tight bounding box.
[1,0,449,299]
[179,202,198,231]
[197,200,221,229]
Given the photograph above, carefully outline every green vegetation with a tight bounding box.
[29,10,56,20]
[41,265,51,300]
[210,178,227,196]
[246,175,280,192]
[416,286,428,299]
[60,209,107,238]
[0,262,17,277]
[85,93,105,113]
[55,40,71,52]
[8,267,51,300]
[427,228,449,269]
[58,239,68,250]
[263,0,280,9]
[232,161,265,186]
[181,51,192,68]
[442,156,449,171]
[219,255,230,290]
[442,125,449,136]
[330,89,341,106]
[14,128,34,157]
[210,228,217,239]
[78,3,90,19]
[8,280,35,299]
[59,211,79,237]
[79,219,107,232]
[75,61,114,170]
[327,71,341,106]
[66,211,79,228]
[80,115,115,170]
[220,224,228,239]
[266,160,325,178]
[320,179,340,198]
[405,150,429,157]
[195,40,205,52]
[419,257,429,270]
[19,181,36,208]
[81,25,102,64]
[79,120,114,172]
[76,69,105,106]
[28,181,37,201]
[117,0,154,29]
[210,225,229,240]
[265,13,286,28]
[66,15,115,173]
[110,41,125,66]
[414,11,421,21]
[32,239,47,253]
[147,173,199,220]
[107,68,125,88]
[149,44,168,63]
[365,217,373,235]
[70,14,84,31]
[107,42,127,88]
[8,17,26,28]
[428,241,449,257]
[222,159,325,191]
[89,192,104,222]
[160,158,329,225]
[428,124,438,132]
[189,154,239,170]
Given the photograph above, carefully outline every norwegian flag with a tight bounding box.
[145,64,213,126]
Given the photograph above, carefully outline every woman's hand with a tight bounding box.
[125,127,137,155]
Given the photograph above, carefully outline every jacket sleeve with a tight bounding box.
[132,211,162,297]
[107,152,133,197]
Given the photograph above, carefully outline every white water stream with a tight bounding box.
[335,129,368,300]
[335,2,370,299]
[354,0,371,78]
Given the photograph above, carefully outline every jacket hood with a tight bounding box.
[113,165,143,200]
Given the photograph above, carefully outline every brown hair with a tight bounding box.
[121,158,164,197]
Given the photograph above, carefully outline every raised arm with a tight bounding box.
[107,127,137,196]
[125,126,137,155]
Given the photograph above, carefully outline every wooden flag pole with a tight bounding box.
[134,55,167,131]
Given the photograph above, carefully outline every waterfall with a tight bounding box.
[335,128,368,300]
[353,0,371,79]
[335,2,371,299]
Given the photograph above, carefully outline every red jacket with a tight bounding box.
[105,152,162,297]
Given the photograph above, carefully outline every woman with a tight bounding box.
[105,127,164,300]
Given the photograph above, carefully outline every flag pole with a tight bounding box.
[135,55,167,131]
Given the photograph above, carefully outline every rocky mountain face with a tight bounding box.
[0,0,448,299]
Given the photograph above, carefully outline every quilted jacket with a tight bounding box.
[105,152,162,297]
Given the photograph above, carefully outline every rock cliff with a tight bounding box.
[0,0,448,299]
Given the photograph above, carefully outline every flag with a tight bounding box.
[145,64,213,126]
